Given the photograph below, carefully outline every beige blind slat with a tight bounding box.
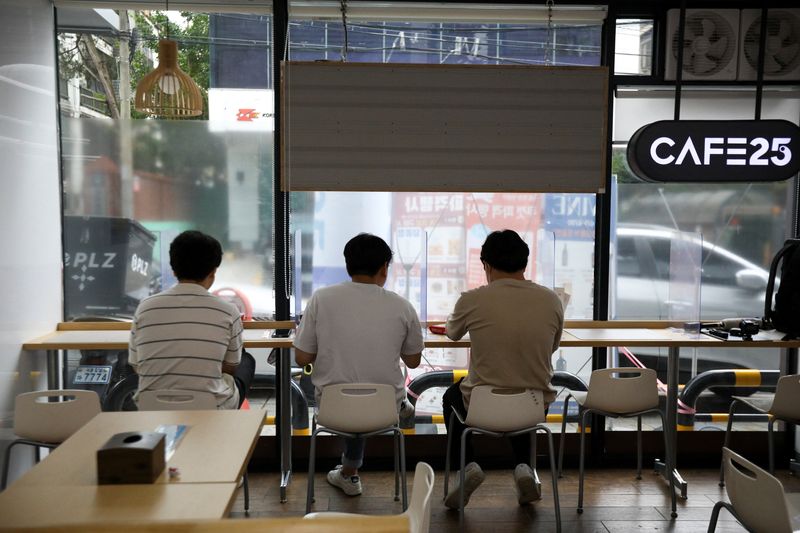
[283,62,609,193]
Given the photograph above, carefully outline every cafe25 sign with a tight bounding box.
[627,120,800,182]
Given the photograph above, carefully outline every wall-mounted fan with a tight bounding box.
[665,9,739,81]
[739,9,800,80]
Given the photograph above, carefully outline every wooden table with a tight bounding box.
[0,409,264,529]
[11,410,265,487]
[0,483,238,530]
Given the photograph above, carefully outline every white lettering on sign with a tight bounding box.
[650,136,793,168]
[70,252,116,268]
[130,254,149,276]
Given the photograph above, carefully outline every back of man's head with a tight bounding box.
[344,233,393,276]
[170,230,223,282]
[480,230,529,273]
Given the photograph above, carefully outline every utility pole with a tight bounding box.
[119,10,133,218]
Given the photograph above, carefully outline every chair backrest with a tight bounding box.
[317,384,398,433]
[137,390,217,411]
[14,390,101,443]
[584,368,659,414]
[464,386,545,432]
[403,462,435,533]
[770,374,800,421]
[722,447,793,533]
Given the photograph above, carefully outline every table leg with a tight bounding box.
[278,347,292,502]
[654,346,688,499]
[46,349,60,390]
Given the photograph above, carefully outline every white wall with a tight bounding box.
[614,92,800,141]
[0,0,64,482]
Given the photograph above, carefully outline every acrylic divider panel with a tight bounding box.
[669,231,702,377]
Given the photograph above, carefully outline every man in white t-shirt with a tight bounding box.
[293,233,424,497]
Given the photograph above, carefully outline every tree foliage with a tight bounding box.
[131,11,210,119]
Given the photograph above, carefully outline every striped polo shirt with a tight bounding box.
[129,282,243,409]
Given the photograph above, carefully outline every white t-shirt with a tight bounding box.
[293,282,424,407]
[129,282,243,409]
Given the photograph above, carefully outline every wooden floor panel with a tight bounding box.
[230,467,800,531]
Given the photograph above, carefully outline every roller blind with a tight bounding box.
[53,1,607,22]
[282,61,609,192]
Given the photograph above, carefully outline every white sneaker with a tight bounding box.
[326,465,362,496]
[444,462,486,509]
[513,463,542,505]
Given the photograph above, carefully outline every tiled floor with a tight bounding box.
[229,464,800,531]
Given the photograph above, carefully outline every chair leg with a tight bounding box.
[305,430,319,514]
[243,472,250,513]
[531,430,538,470]
[768,417,776,474]
[398,429,408,511]
[557,395,572,478]
[636,415,643,480]
[720,400,739,486]
[577,409,590,514]
[34,446,41,464]
[444,411,454,499]
[1,439,20,490]
[707,501,724,533]
[393,430,400,502]
[658,410,677,518]
[459,429,470,527]
[541,427,562,533]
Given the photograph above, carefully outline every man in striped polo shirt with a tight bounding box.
[129,230,255,409]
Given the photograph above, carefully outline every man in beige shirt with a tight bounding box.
[443,229,564,509]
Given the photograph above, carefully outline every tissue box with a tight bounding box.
[97,431,165,484]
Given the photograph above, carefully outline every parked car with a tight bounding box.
[612,224,778,391]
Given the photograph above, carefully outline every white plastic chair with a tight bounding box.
[306,383,407,514]
[444,386,562,531]
[1,389,101,489]
[720,374,800,486]
[709,447,800,533]
[137,390,218,410]
[557,368,676,517]
[136,389,250,512]
[304,461,434,533]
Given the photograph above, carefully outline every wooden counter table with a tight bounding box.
[22,320,800,503]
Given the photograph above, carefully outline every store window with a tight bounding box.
[611,93,797,427]
[614,19,653,75]
[287,16,602,419]
[56,9,274,321]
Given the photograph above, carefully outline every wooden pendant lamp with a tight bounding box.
[134,39,203,118]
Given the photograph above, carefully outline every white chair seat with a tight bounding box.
[2,390,101,490]
[710,448,798,532]
[558,368,675,517]
[306,384,408,514]
[732,395,774,414]
[444,386,561,531]
[722,375,800,485]
[305,462,434,533]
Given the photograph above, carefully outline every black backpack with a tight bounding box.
[764,239,800,338]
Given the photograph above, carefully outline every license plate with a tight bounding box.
[73,365,112,385]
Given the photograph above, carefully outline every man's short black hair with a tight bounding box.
[170,230,223,282]
[480,229,529,273]
[343,233,393,277]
